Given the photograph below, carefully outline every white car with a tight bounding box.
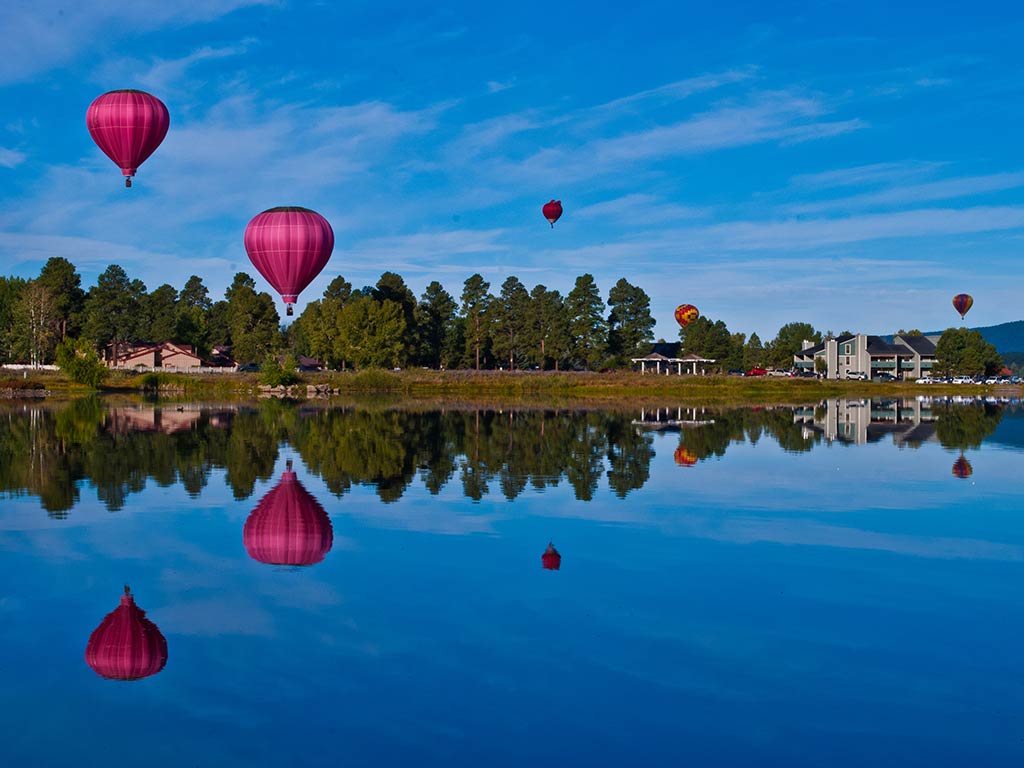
[915,377,933,384]
[845,371,868,380]
[952,376,973,384]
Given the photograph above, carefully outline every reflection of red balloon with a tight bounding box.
[244,207,335,316]
[85,586,167,681]
[86,90,170,188]
[952,293,973,320]
[952,455,973,479]
[541,542,561,570]
[244,462,333,566]
[674,446,698,466]
[542,200,562,228]
[674,304,699,328]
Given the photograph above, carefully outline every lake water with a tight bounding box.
[1,396,1022,766]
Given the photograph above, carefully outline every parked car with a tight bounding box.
[952,376,973,384]
[845,371,868,380]
[236,363,260,372]
[767,369,793,377]
[874,372,897,382]
[915,376,934,384]
[745,367,767,376]
[727,369,747,376]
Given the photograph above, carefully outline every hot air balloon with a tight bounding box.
[952,455,973,479]
[541,542,561,571]
[85,586,167,681]
[674,446,698,466]
[674,304,699,328]
[244,460,333,566]
[542,200,562,228]
[952,293,973,320]
[244,207,334,316]
[86,90,170,188]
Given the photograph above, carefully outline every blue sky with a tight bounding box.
[2,0,1024,340]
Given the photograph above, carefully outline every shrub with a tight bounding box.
[55,339,109,389]
[260,353,302,387]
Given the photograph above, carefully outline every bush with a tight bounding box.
[260,353,302,387]
[55,339,109,389]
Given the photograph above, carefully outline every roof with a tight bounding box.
[865,336,910,356]
[649,341,682,358]
[895,334,938,355]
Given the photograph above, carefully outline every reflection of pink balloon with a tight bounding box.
[541,542,561,571]
[86,90,170,188]
[85,586,167,681]
[244,207,335,315]
[244,463,333,566]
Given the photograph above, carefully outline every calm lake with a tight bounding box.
[2,396,1023,766]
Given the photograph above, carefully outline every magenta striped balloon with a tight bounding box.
[243,467,334,566]
[243,207,335,315]
[86,90,169,188]
[85,587,168,681]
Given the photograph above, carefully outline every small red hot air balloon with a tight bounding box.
[86,90,170,188]
[674,304,699,328]
[541,542,561,570]
[542,200,562,228]
[952,293,973,320]
[85,586,167,681]
[244,460,333,566]
[952,455,973,479]
[244,207,334,316]
[674,446,698,466]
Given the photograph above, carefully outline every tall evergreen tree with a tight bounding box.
[490,276,531,370]
[0,276,27,363]
[82,264,146,351]
[564,274,607,370]
[334,296,406,368]
[744,332,764,369]
[415,281,457,369]
[143,284,179,342]
[766,322,820,368]
[461,274,492,370]
[607,277,655,364]
[373,272,417,364]
[225,273,280,364]
[37,257,85,340]
[526,285,569,370]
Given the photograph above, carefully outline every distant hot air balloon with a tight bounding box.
[244,207,334,316]
[952,293,973,320]
[85,586,167,681]
[952,455,973,479]
[542,200,562,228]
[674,446,698,466]
[86,90,170,188]
[244,460,333,566]
[541,542,561,571]
[674,304,699,328]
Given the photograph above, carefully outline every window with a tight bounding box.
[843,343,852,355]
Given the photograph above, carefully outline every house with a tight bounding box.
[793,333,939,380]
[631,342,716,375]
[105,341,204,370]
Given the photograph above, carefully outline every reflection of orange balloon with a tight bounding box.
[952,455,973,479]
[674,304,699,328]
[674,446,698,466]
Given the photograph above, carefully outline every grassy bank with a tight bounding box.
[5,367,1019,405]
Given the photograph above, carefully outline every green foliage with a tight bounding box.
[226,273,281,364]
[82,264,146,346]
[55,338,109,388]
[461,273,492,370]
[565,274,607,370]
[935,327,1002,376]
[607,277,655,364]
[260,353,302,386]
[766,322,821,369]
[334,296,407,369]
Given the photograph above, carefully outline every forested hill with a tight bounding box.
[973,321,1024,355]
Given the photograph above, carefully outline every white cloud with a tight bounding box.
[790,161,946,190]
[789,172,1024,213]
[0,147,26,168]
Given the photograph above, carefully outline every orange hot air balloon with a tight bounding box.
[542,200,562,228]
[674,304,699,328]
[674,446,698,466]
[952,293,973,319]
[541,542,561,570]
[952,455,973,479]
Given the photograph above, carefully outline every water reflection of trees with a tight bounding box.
[0,399,1014,515]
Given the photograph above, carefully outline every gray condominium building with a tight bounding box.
[793,333,939,380]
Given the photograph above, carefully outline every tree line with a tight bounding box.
[0,257,1007,374]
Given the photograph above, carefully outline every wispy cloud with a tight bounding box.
[0,147,26,169]
[2,0,274,84]
[574,194,710,225]
[790,161,945,190]
[788,171,1024,213]
[94,42,254,94]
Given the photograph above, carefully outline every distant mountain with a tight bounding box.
[914,320,1024,355]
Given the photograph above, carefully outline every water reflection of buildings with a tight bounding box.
[85,586,167,681]
[107,404,238,434]
[793,398,937,445]
[243,460,334,567]
[632,406,716,432]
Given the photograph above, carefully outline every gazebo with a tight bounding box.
[631,351,716,375]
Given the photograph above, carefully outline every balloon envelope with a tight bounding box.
[244,207,334,315]
[674,446,698,466]
[542,200,562,227]
[674,304,699,328]
[541,542,561,571]
[244,465,333,566]
[952,456,973,479]
[952,293,973,319]
[86,90,170,187]
[85,587,167,681]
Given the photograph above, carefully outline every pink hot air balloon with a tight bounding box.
[85,586,167,681]
[86,90,170,188]
[541,542,561,571]
[244,460,334,566]
[542,200,562,228]
[244,207,335,316]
